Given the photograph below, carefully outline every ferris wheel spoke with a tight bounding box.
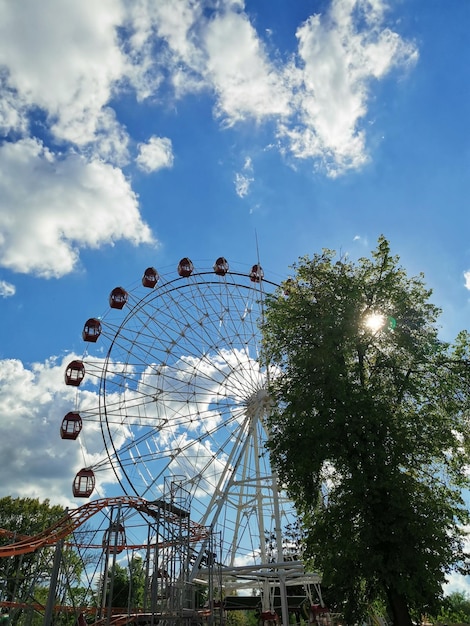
[103,404,245,471]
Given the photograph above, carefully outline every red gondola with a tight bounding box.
[102,522,126,553]
[82,318,101,342]
[177,257,194,277]
[310,605,330,625]
[64,360,85,387]
[260,611,279,624]
[109,287,128,309]
[142,267,159,288]
[249,264,264,283]
[60,412,82,440]
[213,257,229,276]
[72,468,95,498]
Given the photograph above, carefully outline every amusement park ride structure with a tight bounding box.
[0,259,327,626]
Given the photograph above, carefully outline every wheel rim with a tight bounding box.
[83,268,295,573]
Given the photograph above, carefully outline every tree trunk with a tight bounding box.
[386,587,413,626]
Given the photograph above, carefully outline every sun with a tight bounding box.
[364,313,386,332]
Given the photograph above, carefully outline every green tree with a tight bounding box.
[100,556,145,610]
[0,497,66,622]
[0,497,92,626]
[261,237,470,626]
[435,591,470,624]
[226,609,259,626]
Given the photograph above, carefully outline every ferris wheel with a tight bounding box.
[62,258,319,620]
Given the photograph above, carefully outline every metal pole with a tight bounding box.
[43,535,65,626]
[106,506,121,626]
[271,471,290,626]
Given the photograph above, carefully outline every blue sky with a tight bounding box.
[0,0,469,591]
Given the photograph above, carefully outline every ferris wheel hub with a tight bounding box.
[245,387,272,418]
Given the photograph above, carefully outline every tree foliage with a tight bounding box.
[436,591,470,624]
[99,556,145,610]
[261,237,470,626]
[0,497,66,613]
[0,496,90,625]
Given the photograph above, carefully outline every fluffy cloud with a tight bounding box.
[464,271,470,290]
[234,157,254,198]
[0,0,126,146]
[279,0,418,174]
[124,0,206,99]
[0,0,418,280]
[203,11,291,124]
[124,0,415,173]
[136,136,174,172]
[0,0,418,155]
[0,356,109,506]
[0,345,268,512]
[0,79,29,136]
[0,138,154,277]
[0,280,15,297]
[0,0,418,171]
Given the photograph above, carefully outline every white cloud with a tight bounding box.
[132,0,417,174]
[136,136,174,173]
[234,156,254,198]
[0,0,419,283]
[0,345,265,509]
[0,280,15,297]
[445,570,470,596]
[124,0,206,100]
[464,271,470,291]
[0,0,417,178]
[0,79,29,136]
[0,0,126,148]
[203,11,291,124]
[234,173,252,198]
[0,356,98,506]
[278,0,418,175]
[0,138,154,278]
[87,108,131,167]
[0,301,295,563]
[139,0,203,68]
[353,234,369,247]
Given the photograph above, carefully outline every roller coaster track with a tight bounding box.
[0,496,209,557]
[0,601,199,626]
